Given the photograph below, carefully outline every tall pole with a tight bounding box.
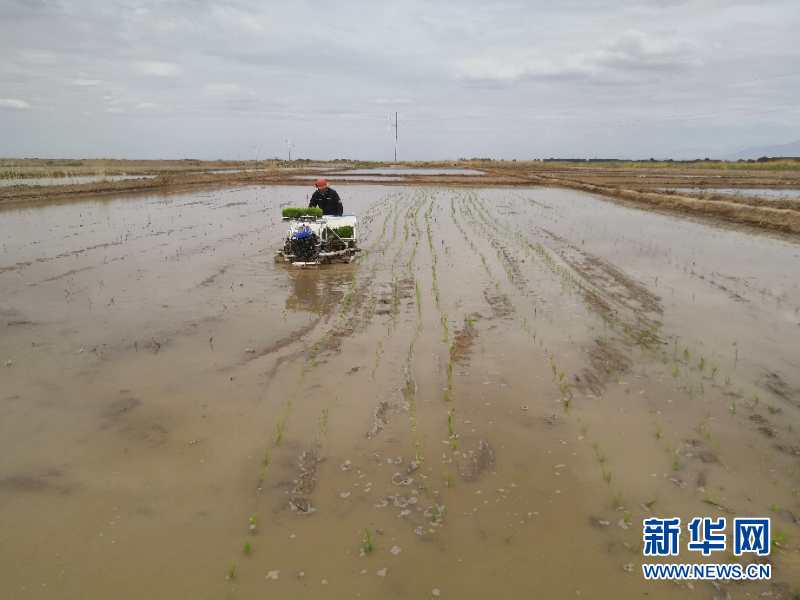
[394,112,398,162]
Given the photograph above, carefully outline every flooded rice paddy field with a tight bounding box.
[660,188,800,201]
[0,175,156,188]
[1,185,799,599]
[334,168,486,176]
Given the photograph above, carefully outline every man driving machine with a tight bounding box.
[309,178,343,216]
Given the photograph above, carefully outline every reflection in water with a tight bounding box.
[284,265,355,315]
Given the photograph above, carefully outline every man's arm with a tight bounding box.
[309,191,319,208]
[330,189,343,215]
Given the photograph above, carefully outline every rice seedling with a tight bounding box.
[226,563,237,581]
[361,528,375,555]
[601,466,612,485]
[281,206,323,218]
[447,409,458,450]
[427,504,446,524]
[671,449,681,472]
[248,515,257,533]
[697,419,711,441]
[773,529,788,548]
[274,421,285,446]
[243,542,252,555]
[319,408,329,436]
[622,511,632,528]
[592,443,607,465]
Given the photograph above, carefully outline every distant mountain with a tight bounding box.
[726,139,800,160]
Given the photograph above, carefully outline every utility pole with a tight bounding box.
[285,138,292,161]
[389,112,399,162]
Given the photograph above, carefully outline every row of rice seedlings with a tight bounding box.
[450,194,494,279]
[464,193,530,292]
[447,408,459,450]
[549,356,575,411]
[404,192,427,464]
[423,197,449,343]
[230,195,402,584]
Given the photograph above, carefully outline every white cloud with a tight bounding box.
[372,97,413,106]
[134,61,182,77]
[72,78,103,86]
[0,98,30,110]
[0,0,798,158]
[455,31,699,85]
[203,83,247,96]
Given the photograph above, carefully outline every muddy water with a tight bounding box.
[660,187,800,201]
[1,185,798,599]
[0,175,156,188]
[335,168,486,175]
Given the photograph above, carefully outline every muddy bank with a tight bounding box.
[3,161,799,239]
[490,169,800,236]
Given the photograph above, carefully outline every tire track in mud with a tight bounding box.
[463,190,664,397]
[234,192,419,559]
[231,191,457,583]
[452,190,662,520]
[462,191,800,590]
[453,190,684,567]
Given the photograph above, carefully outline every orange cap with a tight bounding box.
[315,178,328,188]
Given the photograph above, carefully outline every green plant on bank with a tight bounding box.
[282,206,323,218]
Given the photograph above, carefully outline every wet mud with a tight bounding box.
[1,184,799,599]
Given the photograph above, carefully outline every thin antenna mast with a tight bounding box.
[394,112,398,162]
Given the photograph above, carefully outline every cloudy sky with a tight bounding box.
[1,0,798,160]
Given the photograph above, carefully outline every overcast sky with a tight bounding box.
[1,0,798,160]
